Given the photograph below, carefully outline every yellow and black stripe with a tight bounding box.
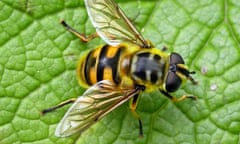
[78,45,124,87]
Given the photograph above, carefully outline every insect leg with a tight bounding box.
[60,20,98,42]
[161,46,168,52]
[130,94,143,137]
[159,90,197,102]
[41,98,77,115]
[188,71,198,85]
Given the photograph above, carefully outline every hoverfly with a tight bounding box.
[42,0,197,137]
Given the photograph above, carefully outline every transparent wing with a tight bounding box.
[55,80,141,137]
[84,0,150,48]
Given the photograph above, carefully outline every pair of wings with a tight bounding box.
[56,0,148,137]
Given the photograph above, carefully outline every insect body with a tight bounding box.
[42,0,197,137]
[78,44,166,88]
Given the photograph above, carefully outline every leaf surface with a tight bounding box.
[0,0,240,144]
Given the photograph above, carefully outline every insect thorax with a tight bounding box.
[130,51,167,86]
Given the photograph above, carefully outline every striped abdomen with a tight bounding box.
[78,45,123,87]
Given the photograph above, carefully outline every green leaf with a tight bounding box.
[1,0,240,144]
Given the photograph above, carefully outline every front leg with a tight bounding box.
[159,90,197,102]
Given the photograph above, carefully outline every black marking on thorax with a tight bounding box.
[132,52,165,84]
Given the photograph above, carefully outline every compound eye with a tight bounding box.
[170,53,184,64]
[165,71,182,92]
